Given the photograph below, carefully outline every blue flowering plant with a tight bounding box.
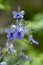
[0,6,39,65]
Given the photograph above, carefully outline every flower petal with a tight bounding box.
[12,11,17,15]
[1,62,7,65]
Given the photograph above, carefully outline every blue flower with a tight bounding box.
[7,32,14,40]
[12,11,25,19]
[5,24,19,40]
[16,25,25,40]
[29,35,39,45]
[0,62,7,65]
[5,23,28,40]
[32,39,39,45]
[5,28,16,40]
[16,30,24,40]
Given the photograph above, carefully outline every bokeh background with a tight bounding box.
[0,0,43,65]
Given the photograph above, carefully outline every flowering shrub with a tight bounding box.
[0,6,39,65]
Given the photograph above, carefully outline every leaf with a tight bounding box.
[27,20,43,31]
[0,1,10,10]
[26,13,43,31]
[32,13,43,21]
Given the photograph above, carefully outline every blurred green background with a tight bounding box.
[0,0,43,65]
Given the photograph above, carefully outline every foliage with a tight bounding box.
[0,0,10,11]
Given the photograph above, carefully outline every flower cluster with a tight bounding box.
[6,23,29,40]
[6,26,21,40]
[5,7,38,45]
[1,6,39,65]
[5,8,28,40]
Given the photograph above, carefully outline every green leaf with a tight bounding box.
[27,13,43,31]
[32,13,43,21]
[27,20,43,31]
[0,3,10,11]
[0,0,10,11]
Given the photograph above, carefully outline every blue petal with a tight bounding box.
[5,29,11,33]
[12,10,24,19]
[12,11,17,15]
[1,62,7,65]
[32,39,39,45]
[16,31,24,40]
[20,11,25,16]
[13,13,20,18]
[29,35,39,45]
[7,32,14,40]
